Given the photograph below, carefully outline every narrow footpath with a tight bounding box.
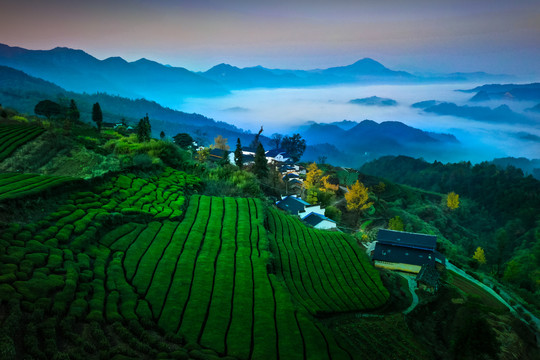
[399,273,419,315]
[447,262,539,331]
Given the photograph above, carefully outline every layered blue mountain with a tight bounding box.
[459,83,540,102]
[200,63,303,88]
[201,58,417,89]
[417,102,532,124]
[320,58,413,80]
[0,43,227,104]
[297,119,460,165]
[526,103,540,113]
[0,65,270,148]
[349,96,397,106]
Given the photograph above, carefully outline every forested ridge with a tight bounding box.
[361,156,540,303]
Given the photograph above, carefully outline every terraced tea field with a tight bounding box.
[0,167,392,359]
[266,209,389,315]
[107,195,354,359]
[0,124,44,161]
[0,173,77,201]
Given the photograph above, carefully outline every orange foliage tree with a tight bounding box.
[345,180,373,212]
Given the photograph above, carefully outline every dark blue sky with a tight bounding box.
[3,0,539,75]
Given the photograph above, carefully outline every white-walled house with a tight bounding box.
[299,205,325,218]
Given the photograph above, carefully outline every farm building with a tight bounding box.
[371,229,445,273]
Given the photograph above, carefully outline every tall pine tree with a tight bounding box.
[253,142,268,180]
[92,102,103,131]
[234,138,243,168]
[68,99,80,123]
[137,113,151,142]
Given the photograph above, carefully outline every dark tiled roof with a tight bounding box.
[242,146,257,153]
[416,264,440,287]
[276,196,310,215]
[372,242,436,267]
[209,148,228,160]
[303,212,336,227]
[377,229,437,251]
[242,154,255,163]
[280,165,295,172]
[266,148,289,158]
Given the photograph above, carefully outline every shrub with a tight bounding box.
[57,225,75,243]
[25,253,47,267]
[132,153,154,169]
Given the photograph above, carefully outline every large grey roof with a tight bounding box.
[377,229,436,251]
[372,242,435,267]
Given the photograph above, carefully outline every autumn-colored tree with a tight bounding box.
[473,247,486,265]
[304,162,323,189]
[196,147,210,162]
[447,191,460,210]
[388,216,404,231]
[214,135,230,150]
[306,188,318,204]
[345,180,373,212]
[321,175,339,192]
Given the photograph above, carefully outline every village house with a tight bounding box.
[302,212,337,230]
[208,148,234,164]
[371,229,446,274]
[276,196,337,230]
[298,204,324,218]
[265,149,293,164]
[276,195,310,215]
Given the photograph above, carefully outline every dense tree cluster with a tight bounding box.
[34,100,65,119]
[361,155,540,296]
[281,133,306,162]
[137,113,151,142]
[173,133,194,149]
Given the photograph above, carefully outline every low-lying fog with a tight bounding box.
[175,83,540,163]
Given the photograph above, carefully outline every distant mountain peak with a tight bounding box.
[103,56,128,64]
[351,57,385,68]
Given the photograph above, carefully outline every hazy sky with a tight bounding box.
[2,0,539,75]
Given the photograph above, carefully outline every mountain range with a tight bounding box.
[0,44,227,104]
[0,43,512,104]
[413,101,534,125]
[0,63,462,165]
[459,83,540,102]
[0,65,261,147]
[297,119,460,165]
